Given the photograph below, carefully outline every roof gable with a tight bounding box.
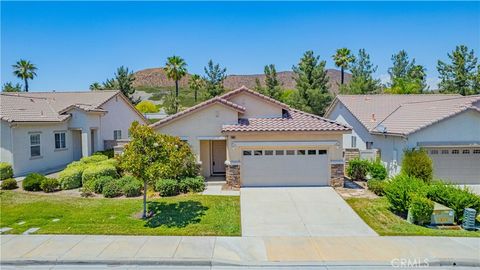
[219,86,289,109]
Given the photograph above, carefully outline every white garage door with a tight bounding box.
[428,148,480,184]
[241,149,329,187]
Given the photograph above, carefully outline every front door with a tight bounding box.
[211,140,226,174]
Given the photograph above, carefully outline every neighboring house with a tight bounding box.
[325,94,480,185]
[0,91,147,176]
[151,86,351,187]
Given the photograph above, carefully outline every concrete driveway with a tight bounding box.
[241,187,377,237]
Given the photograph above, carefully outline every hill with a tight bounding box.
[133,68,351,95]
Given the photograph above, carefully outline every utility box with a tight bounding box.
[431,202,455,225]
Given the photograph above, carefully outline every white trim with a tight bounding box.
[197,136,227,140]
[330,160,345,165]
[231,140,339,148]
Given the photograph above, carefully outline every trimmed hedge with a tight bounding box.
[179,176,205,193]
[102,180,123,198]
[155,179,179,197]
[59,167,83,190]
[82,165,117,184]
[23,173,46,191]
[426,182,480,223]
[1,178,18,190]
[122,180,143,197]
[80,154,109,164]
[93,149,114,158]
[93,176,115,194]
[368,160,388,180]
[346,158,370,180]
[367,179,387,196]
[401,149,433,183]
[0,162,14,180]
[408,194,434,225]
[384,174,428,214]
[40,178,59,193]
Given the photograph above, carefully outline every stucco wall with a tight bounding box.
[0,121,13,164]
[229,92,283,118]
[226,132,346,162]
[154,104,239,160]
[100,95,146,143]
[9,122,74,176]
[327,102,372,150]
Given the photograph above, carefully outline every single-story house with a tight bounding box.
[151,86,351,187]
[0,91,147,176]
[324,94,480,184]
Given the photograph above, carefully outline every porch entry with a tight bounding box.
[211,140,226,175]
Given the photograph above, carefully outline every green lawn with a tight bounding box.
[346,197,480,237]
[0,191,240,236]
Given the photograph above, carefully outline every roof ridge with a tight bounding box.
[289,108,351,129]
[401,95,480,105]
[219,86,290,109]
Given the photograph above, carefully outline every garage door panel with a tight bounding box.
[241,150,329,187]
[428,148,480,185]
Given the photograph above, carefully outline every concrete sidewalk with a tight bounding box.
[1,235,479,267]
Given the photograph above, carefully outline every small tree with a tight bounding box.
[401,148,433,183]
[189,74,204,103]
[135,100,159,113]
[119,122,198,218]
[203,60,227,98]
[2,82,23,92]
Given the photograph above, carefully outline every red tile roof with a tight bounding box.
[222,109,351,133]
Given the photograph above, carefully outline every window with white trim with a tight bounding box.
[430,150,438,155]
[265,150,274,156]
[113,130,122,140]
[275,150,284,155]
[307,150,316,155]
[54,132,66,149]
[30,133,41,157]
[473,149,480,154]
[462,149,470,154]
[243,150,252,156]
[286,150,295,155]
[452,149,459,154]
[351,136,357,148]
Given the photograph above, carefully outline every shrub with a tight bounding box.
[122,180,143,197]
[384,174,428,214]
[408,194,434,225]
[1,178,18,190]
[82,165,117,184]
[99,159,119,168]
[155,179,179,197]
[58,167,83,189]
[346,158,370,180]
[92,176,114,194]
[118,175,136,186]
[93,149,114,158]
[80,154,108,164]
[368,160,388,180]
[179,176,205,193]
[22,173,46,191]
[40,178,59,193]
[0,162,14,180]
[401,149,433,183]
[136,100,159,113]
[367,179,387,196]
[102,180,123,198]
[426,182,480,223]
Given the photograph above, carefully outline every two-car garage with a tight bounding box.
[240,148,330,187]
[427,147,480,185]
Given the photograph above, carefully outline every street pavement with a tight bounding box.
[1,235,479,268]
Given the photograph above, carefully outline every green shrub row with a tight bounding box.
[22,173,59,193]
[347,158,388,181]
[367,179,387,196]
[82,175,143,198]
[155,176,205,197]
[1,178,18,190]
[0,162,14,180]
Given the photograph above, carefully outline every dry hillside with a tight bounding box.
[133,68,351,95]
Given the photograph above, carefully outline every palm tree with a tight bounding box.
[189,74,204,103]
[332,48,355,85]
[164,56,187,112]
[12,60,37,92]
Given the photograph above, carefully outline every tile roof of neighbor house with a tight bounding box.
[0,90,143,123]
[151,86,351,132]
[328,94,480,136]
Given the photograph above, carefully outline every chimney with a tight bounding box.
[371,113,376,122]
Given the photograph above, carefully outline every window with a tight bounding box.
[430,150,438,155]
[297,150,306,155]
[243,150,252,156]
[452,149,459,154]
[307,150,316,155]
[366,142,374,149]
[286,150,295,155]
[264,150,274,156]
[318,150,327,155]
[441,149,449,154]
[54,132,66,149]
[113,130,122,140]
[473,149,480,154]
[275,150,284,155]
[254,150,263,156]
[30,133,41,157]
[351,136,357,148]
[463,149,470,154]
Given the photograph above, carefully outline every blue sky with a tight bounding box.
[1,1,479,92]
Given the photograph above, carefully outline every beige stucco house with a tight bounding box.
[151,86,351,187]
[0,91,147,176]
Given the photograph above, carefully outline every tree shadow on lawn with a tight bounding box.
[145,200,208,228]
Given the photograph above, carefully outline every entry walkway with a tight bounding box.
[1,235,479,267]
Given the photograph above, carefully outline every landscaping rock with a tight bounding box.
[22,227,40,235]
[0,227,12,233]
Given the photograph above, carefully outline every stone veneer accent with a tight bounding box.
[330,163,345,188]
[226,164,241,188]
